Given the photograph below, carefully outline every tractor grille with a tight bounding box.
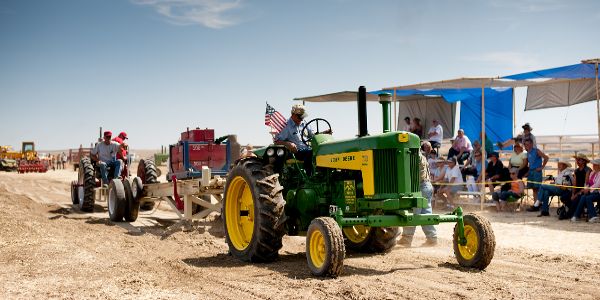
[408,149,420,193]
[373,149,398,194]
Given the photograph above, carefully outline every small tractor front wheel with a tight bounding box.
[343,225,399,253]
[453,213,496,270]
[306,217,345,277]
[78,157,95,212]
[123,178,141,222]
[137,159,158,210]
[108,180,127,222]
[223,158,286,262]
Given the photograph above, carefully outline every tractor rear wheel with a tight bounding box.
[453,213,495,270]
[123,178,141,222]
[78,157,95,212]
[137,159,158,210]
[108,179,127,222]
[223,158,286,262]
[306,217,345,277]
[342,225,399,253]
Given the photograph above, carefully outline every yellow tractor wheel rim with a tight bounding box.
[225,176,255,251]
[458,224,479,260]
[343,225,370,244]
[309,229,326,268]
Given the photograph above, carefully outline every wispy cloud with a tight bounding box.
[462,51,541,71]
[490,0,568,12]
[133,0,244,29]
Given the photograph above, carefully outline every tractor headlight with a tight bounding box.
[276,148,285,157]
[266,148,275,157]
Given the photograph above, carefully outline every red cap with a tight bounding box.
[103,131,112,137]
[119,131,128,139]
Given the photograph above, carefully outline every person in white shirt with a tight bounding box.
[91,131,122,186]
[427,119,443,149]
[438,157,463,209]
[402,116,411,131]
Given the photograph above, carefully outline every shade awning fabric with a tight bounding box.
[293,91,380,102]
[503,63,597,80]
[383,77,533,90]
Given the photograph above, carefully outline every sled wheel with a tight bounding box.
[108,180,126,222]
[70,181,79,205]
[453,213,495,270]
[223,158,286,262]
[306,217,345,277]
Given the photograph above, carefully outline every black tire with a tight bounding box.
[70,181,79,205]
[453,213,495,270]
[343,226,399,253]
[223,158,286,262]
[306,217,345,277]
[78,157,95,212]
[108,179,126,222]
[137,159,158,210]
[123,178,140,222]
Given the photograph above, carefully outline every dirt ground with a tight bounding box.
[1,169,600,300]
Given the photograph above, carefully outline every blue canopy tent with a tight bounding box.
[502,59,600,146]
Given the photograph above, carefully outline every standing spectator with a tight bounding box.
[61,152,67,169]
[447,129,473,165]
[571,158,600,222]
[492,169,524,212]
[55,154,61,170]
[537,159,573,217]
[524,138,549,212]
[411,118,423,138]
[50,154,55,171]
[427,119,443,149]
[498,122,537,149]
[402,116,412,131]
[508,143,529,179]
[398,146,437,247]
[438,157,463,209]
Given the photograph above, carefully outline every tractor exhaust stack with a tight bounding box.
[357,86,368,137]
[378,93,392,133]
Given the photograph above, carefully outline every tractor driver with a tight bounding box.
[91,131,123,186]
[275,104,315,175]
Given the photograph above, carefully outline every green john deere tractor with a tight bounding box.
[223,86,495,277]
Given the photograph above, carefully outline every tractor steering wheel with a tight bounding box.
[300,118,332,147]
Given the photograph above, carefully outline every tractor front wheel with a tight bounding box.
[343,225,399,253]
[77,157,95,212]
[453,213,495,270]
[223,158,286,262]
[306,217,345,277]
[108,180,127,222]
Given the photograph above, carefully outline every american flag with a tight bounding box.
[265,103,287,134]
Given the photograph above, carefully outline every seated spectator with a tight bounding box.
[492,169,524,212]
[564,153,592,219]
[479,132,493,156]
[497,122,537,149]
[427,119,443,149]
[447,129,473,165]
[571,158,600,222]
[508,143,529,179]
[537,158,573,217]
[403,116,412,131]
[437,157,463,209]
[462,149,483,181]
[411,118,423,137]
[432,158,447,194]
[485,152,510,194]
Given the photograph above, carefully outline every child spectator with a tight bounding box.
[492,169,524,212]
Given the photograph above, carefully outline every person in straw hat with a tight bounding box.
[497,122,537,149]
[536,158,574,217]
[571,158,600,223]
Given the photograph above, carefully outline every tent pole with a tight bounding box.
[480,83,486,211]
[513,89,516,137]
[596,63,600,159]
[393,88,397,131]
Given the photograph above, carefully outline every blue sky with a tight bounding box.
[1,0,599,150]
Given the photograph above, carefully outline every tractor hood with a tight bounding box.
[313,131,421,156]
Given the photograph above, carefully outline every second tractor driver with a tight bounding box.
[91,131,123,186]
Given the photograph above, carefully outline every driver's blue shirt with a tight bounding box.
[275,118,313,151]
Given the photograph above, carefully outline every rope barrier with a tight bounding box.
[430,179,594,190]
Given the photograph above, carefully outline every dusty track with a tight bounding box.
[1,171,600,299]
